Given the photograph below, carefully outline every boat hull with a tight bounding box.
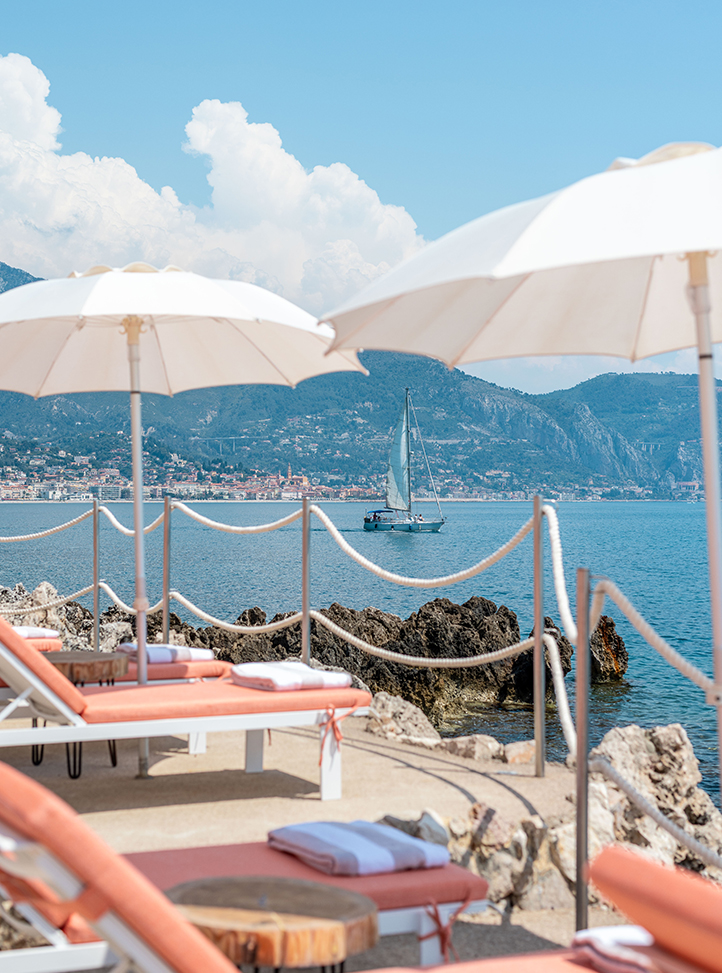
[363,510,443,532]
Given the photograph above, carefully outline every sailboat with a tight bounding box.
[363,389,445,532]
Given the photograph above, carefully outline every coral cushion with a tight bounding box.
[0,761,236,972]
[368,960,580,973]
[0,616,86,714]
[590,845,722,973]
[30,639,63,652]
[127,841,489,912]
[79,681,371,723]
[117,659,232,682]
[0,638,62,688]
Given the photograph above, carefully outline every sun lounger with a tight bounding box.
[116,658,232,682]
[0,638,62,692]
[360,845,722,973]
[0,759,488,971]
[0,758,237,972]
[128,839,489,966]
[0,617,370,799]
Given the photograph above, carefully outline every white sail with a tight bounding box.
[385,396,411,510]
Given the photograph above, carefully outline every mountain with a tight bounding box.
[0,261,709,497]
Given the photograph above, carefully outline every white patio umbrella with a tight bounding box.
[324,142,722,784]
[0,263,365,775]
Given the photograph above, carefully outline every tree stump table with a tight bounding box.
[45,650,128,686]
[167,876,378,970]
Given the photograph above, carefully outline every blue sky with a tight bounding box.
[2,1,722,392]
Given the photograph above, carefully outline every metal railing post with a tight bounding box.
[92,500,99,651]
[533,495,545,777]
[162,496,171,644]
[575,567,591,931]
[301,497,311,664]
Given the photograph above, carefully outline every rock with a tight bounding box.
[590,723,722,877]
[469,803,516,853]
[517,834,575,910]
[379,808,449,846]
[99,620,134,652]
[365,692,441,746]
[590,616,628,683]
[504,740,536,764]
[417,809,450,846]
[439,734,504,761]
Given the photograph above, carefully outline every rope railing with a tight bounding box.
[589,755,722,871]
[591,578,716,698]
[0,509,93,543]
[310,504,534,588]
[169,590,303,634]
[98,506,165,536]
[543,504,578,644]
[171,501,303,534]
[543,632,577,757]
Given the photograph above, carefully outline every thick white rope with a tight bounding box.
[310,610,534,666]
[96,582,163,617]
[171,502,303,534]
[589,756,722,871]
[543,632,577,757]
[542,504,578,644]
[592,579,715,696]
[98,506,165,536]
[310,505,533,588]
[0,585,94,616]
[169,590,303,634]
[0,509,93,543]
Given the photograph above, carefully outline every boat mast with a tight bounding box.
[409,392,443,522]
[405,387,412,512]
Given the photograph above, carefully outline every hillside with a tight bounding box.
[0,261,710,498]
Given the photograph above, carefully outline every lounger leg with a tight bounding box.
[245,729,264,773]
[65,742,82,780]
[31,718,45,766]
[320,725,342,801]
[417,909,444,967]
[108,740,118,767]
[188,731,207,755]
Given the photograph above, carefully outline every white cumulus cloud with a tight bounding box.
[0,54,423,313]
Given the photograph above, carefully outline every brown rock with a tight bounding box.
[504,740,536,764]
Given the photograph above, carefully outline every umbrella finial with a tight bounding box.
[121,315,145,345]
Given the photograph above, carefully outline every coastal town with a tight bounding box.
[0,439,678,503]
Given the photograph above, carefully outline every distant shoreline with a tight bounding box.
[0,497,688,504]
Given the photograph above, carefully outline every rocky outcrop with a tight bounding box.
[0,583,626,723]
[382,723,722,909]
[590,615,628,682]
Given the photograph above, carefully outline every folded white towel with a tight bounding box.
[13,626,60,639]
[117,644,215,664]
[231,660,352,692]
[571,926,687,973]
[268,820,450,876]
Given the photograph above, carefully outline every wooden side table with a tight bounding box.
[38,650,130,779]
[167,875,378,970]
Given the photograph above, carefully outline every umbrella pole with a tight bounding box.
[123,316,151,778]
[688,252,722,805]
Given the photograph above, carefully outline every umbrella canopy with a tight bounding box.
[325,143,722,365]
[0,263,362,394]
[0,263,365,775]
[323,142,722,799]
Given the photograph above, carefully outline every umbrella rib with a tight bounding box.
[225,318,296,386]
[629,258,657,363]
[449,274,531,368]
[34,319,83,398]
[150,319,172,395]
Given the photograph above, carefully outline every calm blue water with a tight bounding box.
[0,500,718,795]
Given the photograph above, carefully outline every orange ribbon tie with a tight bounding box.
[417,893,471,964]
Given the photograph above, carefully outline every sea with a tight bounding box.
[0,499,718,797]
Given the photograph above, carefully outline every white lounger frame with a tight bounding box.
[0,643,368,801]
